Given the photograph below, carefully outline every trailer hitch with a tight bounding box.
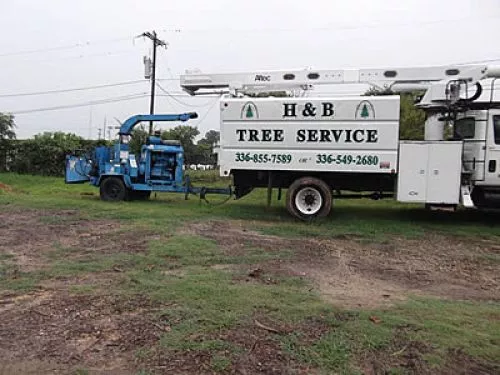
[183,175,233,204]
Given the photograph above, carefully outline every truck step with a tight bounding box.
[460,185,475,208]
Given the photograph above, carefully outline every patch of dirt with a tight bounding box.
[0,183,13,192]
[184,221,296,256]
[440,349,500,375]
[188,221,500,308]
[143,315,328,375]
[0,292,167,374]
[0,208,159,373]
[361,324,433,374]
[360,326,500,375]
[0,208,150,273]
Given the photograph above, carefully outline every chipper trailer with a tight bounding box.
[179,63,500,219]
[65,113,231,201]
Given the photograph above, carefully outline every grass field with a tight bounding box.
[0,171,499,374]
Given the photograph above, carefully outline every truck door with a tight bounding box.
[455,113,486,182]
[484,111,500,185]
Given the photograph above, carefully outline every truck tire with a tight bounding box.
[100,177,127,201]
[286,177,332,220]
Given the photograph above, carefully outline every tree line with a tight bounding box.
[0,115,220,176]
[0,92,425,176]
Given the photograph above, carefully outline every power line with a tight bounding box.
[11,93,149,114]
[156,82,219,108]
[0,78,181,98]
[457,57,500,65]
[9,92,209,115]
[192,98,220,128]
[160,14,500,34]
[1,14,497,61]
[0,35,136,58]
[0,80,146,98]
[15,49,138,65]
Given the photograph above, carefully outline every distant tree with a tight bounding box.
[0,113,16,142]
[129,126,149,156]
[365,88,426,140]
[203,130,220,147]
[161,125,200,164]
[192,142,213,165]
[11,132,84,175]
[399,93,426,140]
[0,113,16,171]
[193,130,220,165]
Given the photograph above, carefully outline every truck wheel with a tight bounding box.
[100,177,127,201]
[286,177,332,220]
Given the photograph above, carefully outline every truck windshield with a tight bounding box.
[494,115,500,144]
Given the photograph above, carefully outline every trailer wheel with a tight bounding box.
[286,177,332,220]
[100,177,127,201]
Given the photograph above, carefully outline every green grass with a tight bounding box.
[1,172,499,373]
[210,354,232,372]
[0,254,40,292]
[281,298,500,373]
[68,285,96,294]
[2,172,500,239]
[381,298,500,361]
[283,330,352,373]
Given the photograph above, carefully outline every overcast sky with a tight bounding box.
[1,0,500,139]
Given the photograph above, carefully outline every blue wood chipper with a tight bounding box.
[65,113,231,201]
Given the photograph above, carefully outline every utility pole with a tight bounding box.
[88,105,93,139]
[141,31,168,134]
[102,116,107,140]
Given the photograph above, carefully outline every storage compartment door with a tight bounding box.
[397,143,428,202]
[426,143,462,204]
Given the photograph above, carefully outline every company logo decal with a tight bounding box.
[241,102,259,119]
[355,100,375,119]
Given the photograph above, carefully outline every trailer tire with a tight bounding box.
[100,177,127,201]
[286,177,332,220]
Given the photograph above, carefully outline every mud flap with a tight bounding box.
[65,155,91,184]
[460,185,475,208]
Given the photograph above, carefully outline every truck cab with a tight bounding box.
[456,108,500,206]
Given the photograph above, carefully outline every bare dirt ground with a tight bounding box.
[0,209,499,374]
[189,221,500,308]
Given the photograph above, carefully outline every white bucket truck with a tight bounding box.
[181,65,500,219]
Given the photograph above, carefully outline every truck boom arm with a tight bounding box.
[181,64,500,109]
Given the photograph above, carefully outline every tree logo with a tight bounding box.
[355,101,375,120]
[240,102,259,120]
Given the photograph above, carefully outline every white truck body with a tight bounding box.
[181,64,500,219]
[219,96,400,175]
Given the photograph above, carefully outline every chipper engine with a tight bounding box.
[65,113,231,201]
